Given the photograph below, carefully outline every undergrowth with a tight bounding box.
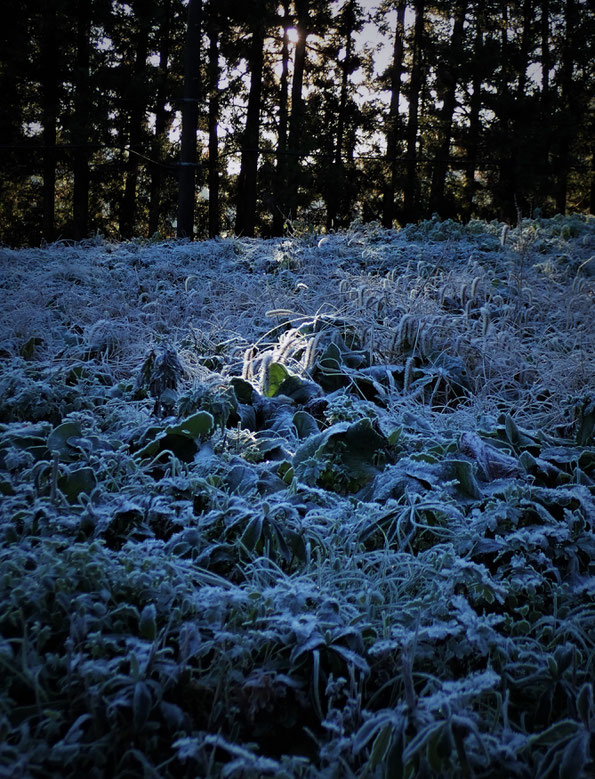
[0,214,593,777]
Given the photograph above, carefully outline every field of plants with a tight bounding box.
[0,214,593,777]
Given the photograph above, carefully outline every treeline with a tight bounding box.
[0,0,592,245]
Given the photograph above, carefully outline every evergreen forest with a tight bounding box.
[0,0,593,246]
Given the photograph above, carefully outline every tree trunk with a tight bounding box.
[272,0,291,235]
[537,0,551,210]
[120,13,150,239]
[403,0,424,223]
[177,0,202,239]
[555,0,576,215]
[516,0,533,99]
[540,0,550,98]
[590,141,595,215]
[41,0,58,243]
[73,0,91,241]
[496,1,517,221]
[381,1,405,228]
[148,0,171,237]
[463,18,482,219]
[326,0,355,231]
[428,0,467,216]
[235,15,265,237]
[207,11,220,238]
[284,0,309,222]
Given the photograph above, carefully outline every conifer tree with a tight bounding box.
[235,2,268,237]
[177,0,202,238]
[381,0,406,228]
[403,0,425,222]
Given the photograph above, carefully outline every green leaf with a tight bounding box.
[314,342,349,391]
[268,520,292,563]
[575,397,595,445]
[225,464,258,494]
[427,724,452,772]
[263,362,321,402]
[387,427,403,446]
[278,375,321,403]
[293,410,319,439]
[0,478,14,496]
[293,418,387,493]
[576,683,593,725]
[318,341,342,371]
[133,681,152,731]
[330,644,370,674]
[559,731,590,779]
[311,649,323,720]
[403,722,445,765]
[254,436,288,459]
[138,604,157,641]
[240,515,263,551]
[167,411,214,438]
[58,466,97,502]
[369,723,393,769]
[353,715,388,754]
[20,336,44,360]
[286,529,307,561]
[446,459,482,499]
[265,362,289,397]
[230,377,254,405]
[528,719,579,746]
[136,412,214,461]
[48,421,83,462]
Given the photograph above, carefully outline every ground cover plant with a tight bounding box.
[0,214,594,778]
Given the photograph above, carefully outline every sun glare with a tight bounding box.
[286,26,299,44]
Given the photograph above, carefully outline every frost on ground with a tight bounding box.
[0,215,594,777]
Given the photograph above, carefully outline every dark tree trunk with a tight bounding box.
[496,1,517,220]
[555,0,577,215]
[177,0,202,239]
[590,141,595,215]
[284,0,309,222]
[428,0,467,216]
[538,0,552,209]
[272,0,291,235]
[540,0,550,98]
[73,0,91,241]
[403,0,425,223]
[512,0,534,215]
[516,0,533,99]
[41,0,58,243]
[326,0,355,231]
[235,16,265,237]
[463,18,483,219]
[120,13,150,239]
[207,12,220,238]
[148,0,171,237]
[381,1,406,229]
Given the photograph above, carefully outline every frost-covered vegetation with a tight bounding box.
[0,214,594,778]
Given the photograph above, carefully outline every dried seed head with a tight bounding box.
[242,346,255,380]
[480,306,491,337]
[470,276,481,300]
[460,282,469,307]
[259,352,273,394]
[304,332,322,370]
